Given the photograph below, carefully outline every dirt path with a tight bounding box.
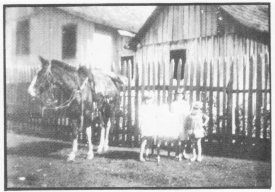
[6,132,271,188]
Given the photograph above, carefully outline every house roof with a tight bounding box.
[220,5,269,33]
[58,6,155,33]
[129,5,269,49]
[5,6,155,33]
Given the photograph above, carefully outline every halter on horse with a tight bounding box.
[28,56,127,161]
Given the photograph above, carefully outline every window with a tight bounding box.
[16,20,30,55]
[121,56,134,79]
[170,49,186,80]
[62,24,77,59]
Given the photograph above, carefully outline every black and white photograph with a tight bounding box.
[4,1,271,189]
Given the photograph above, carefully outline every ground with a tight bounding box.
[6,131,271,188]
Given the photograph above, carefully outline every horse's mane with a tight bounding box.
[51,60,77,72]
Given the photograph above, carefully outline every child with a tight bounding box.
[185,101,209,162]
[139,92,157,162]
[171,89,191,161]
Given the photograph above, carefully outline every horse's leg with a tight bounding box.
[182,140,189,159]
[97,125,105,154]
[86,126,94,159]
[67,120,79,161]
[103,118,111,152]
[139,137,147,162]
[97,112,105,153]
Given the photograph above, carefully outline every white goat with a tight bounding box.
[139,96,190,162]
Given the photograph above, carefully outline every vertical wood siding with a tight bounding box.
[141,5,218,46]
[136,34,269,87]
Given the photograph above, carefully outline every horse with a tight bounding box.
[28,56,127,161]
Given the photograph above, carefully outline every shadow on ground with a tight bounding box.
[7,141,71,160]
[98,150,139,161]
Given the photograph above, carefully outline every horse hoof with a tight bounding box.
[139,157,146,162]
[157,156,161,163]
[67,153,75,162]
[97,148,103,154]
[196,156,202,162]
[87,153,94,160]
[67,156,75,162]
[103,145,109,152]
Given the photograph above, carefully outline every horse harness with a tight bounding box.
[39,60,91,136]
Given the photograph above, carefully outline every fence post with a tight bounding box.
[157,62,161,105]
[196,58,201,101]
[168,60,174,110]
[255,53,262,139]
[122,61,127,146]
[162,61,166,104]
[216,57,221,137]
[134,63,140,147]
[208,58,213,142]
[127,59,132,147]
[247,56,254,139]
[226,57,234,144]
[263,53,269,139]
[222,58,227,141]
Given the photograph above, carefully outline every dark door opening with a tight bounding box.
[121,56,134,79]
[170,49,186,80]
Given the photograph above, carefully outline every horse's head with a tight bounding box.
[28,56,60,106]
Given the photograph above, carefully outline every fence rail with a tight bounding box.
[6,53,271,158]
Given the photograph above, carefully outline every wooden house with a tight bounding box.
[5,6,155,114]
[5,6,155,76]
[128,5,269,85]
[126,5,270,140]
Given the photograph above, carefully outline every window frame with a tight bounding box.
[62,24,77,59]
[16,19,30,55]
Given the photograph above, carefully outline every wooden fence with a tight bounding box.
[6,53,271,158]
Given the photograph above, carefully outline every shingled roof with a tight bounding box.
[58,6,155,33]
[220,5,269,33]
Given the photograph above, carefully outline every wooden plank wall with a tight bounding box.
[141,5,218,47]
[7,7,122,71]
[136,34,269,88]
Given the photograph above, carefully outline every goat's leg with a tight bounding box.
[178,140,183,161]
[156,139,161,163]
[182,140,189,159]
[86,126,94,159]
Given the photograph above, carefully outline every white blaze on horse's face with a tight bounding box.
[28,75,38,97]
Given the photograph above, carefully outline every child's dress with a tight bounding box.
[185,111,207,139]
